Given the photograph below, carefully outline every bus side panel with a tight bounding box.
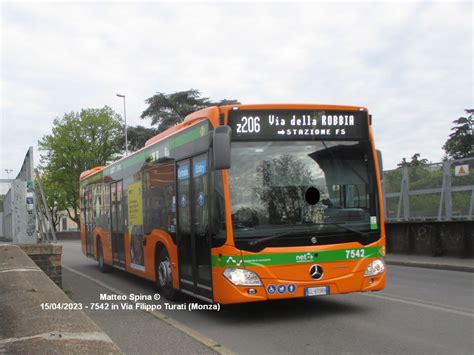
[124,231,146,278]
[124,231,142,277]
[121,230,176,283]
[144,230,178,285]
[80,222,86,256]
[125,232,157,281]
[92,229,110,261]
[94,228,112,264]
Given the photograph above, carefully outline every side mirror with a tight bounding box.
[212,126,232,170]
[376,150,383,180]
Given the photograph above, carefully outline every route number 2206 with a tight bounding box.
[236,116,261,134]
[345,249,365,259]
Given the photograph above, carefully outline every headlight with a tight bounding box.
[364,258,385,277]
[223,268,262,286]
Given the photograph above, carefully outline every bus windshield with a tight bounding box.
[228,140,379,243]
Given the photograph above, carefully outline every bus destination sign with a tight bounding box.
[228,109,369,141]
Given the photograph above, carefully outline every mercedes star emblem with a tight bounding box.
[309,264,324,280]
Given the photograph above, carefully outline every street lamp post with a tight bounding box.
[116,94,128,156]
[4,169,13,179]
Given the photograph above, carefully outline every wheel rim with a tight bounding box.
[158,257,171,288]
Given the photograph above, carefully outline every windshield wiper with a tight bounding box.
[247,223,371,246]
[311,222,370,238]
[248,228,321,246]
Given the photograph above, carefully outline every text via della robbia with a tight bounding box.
[235,113,355,136]
[40,293,220,312]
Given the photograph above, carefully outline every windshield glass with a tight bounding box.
[228,140,379,240]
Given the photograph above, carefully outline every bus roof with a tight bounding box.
[80,103,368,182]
[80,106,219,182]
[144,106,218,147]
[216,103,367,112]
[80,166,106,180]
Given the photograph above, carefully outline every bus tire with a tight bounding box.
[156,247,177,301]
[97,240,111,273]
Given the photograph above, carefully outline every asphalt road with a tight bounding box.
[61,240,474,354]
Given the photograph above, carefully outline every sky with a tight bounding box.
[0,1,472,193]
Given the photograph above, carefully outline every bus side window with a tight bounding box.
[143,163,177,239]
[111,183,116,231]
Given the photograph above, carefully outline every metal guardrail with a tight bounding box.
[383,157,474,222]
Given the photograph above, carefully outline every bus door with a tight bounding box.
[110,180,126,268]
[177,154,213,300]
[84,188,94,257]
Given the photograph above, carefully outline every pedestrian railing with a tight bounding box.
[383,157,474,222]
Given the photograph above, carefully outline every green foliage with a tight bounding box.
[384,169,402,193]
[409,193,440,218]
[0,194,4,213]
[443,109,473,160]
[118,125,157,152]
[38,106,123,225]
[385,151,474,218]
[397,154,441,190]
[388,153,437,191]
[141,89,240,133]
[385,154,441,218]
[397,153,429,168]
[36,172,67,230]
[254,155,314,224]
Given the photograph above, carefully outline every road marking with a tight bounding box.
[386,260,474,273]
[63,265,234,355]
[0,331,114,345]
[0,268,42,273]
[363,292,474,318]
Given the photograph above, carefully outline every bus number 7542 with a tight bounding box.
[346,249,365,259]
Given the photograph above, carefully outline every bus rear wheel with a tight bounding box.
[97,240,111,273]
[156,248,177,301]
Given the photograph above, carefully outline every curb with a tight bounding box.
[63,265,234,355]
[386,260,474,273]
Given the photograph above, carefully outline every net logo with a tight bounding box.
[295,252,315,263]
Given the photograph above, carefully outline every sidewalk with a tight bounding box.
[0,245,122,354]
[386,253,474,273]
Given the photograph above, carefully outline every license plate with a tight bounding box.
[305,286,329,297]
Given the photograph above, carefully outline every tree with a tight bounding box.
[254,155,314,224]
[39,106,123,227]
[443,109,473,160]
[36,172,67,231]
[395,153,432,184]
[141,89,240,133]
[0,194,5,213]
[118,125,157,152]
[397,153,429,168]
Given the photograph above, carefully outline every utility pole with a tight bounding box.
[116,93,128,156]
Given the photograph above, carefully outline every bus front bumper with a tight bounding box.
[212,268,386,304]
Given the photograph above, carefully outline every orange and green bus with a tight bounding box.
[80,104,386,304]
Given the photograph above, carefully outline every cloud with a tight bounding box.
[0,1,472,190]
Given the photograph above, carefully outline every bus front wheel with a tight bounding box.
[156,248,177,301]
